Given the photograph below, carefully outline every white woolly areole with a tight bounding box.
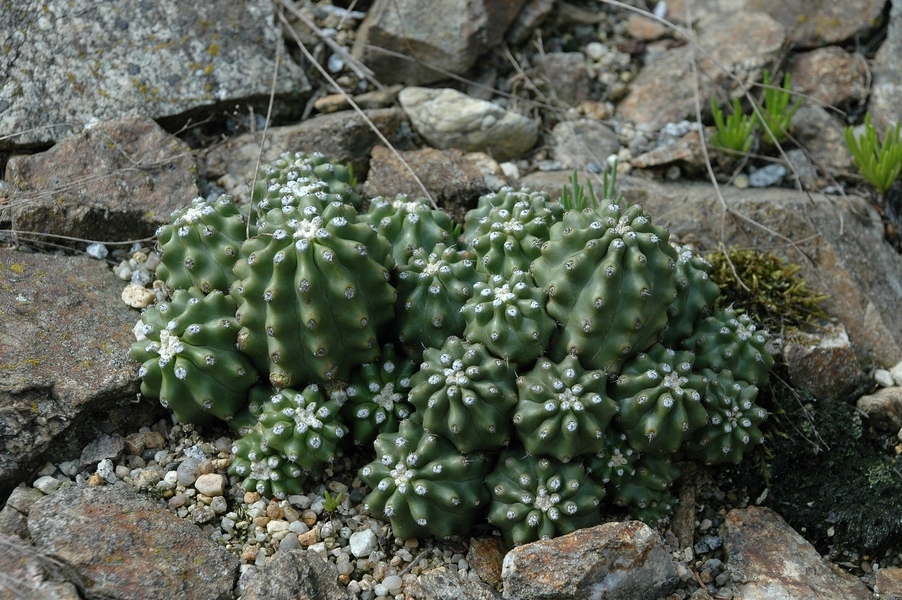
[157,330,181,361]
[373,382,402,412]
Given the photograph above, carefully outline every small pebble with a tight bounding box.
[195,473,226,497]
[280,533,301,551]
[350,530,378,558]
[33,476,61,494]
[748,163,786,188]
[86,243,108,259]
[875,369,894,388]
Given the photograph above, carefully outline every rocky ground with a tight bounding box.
[3,0,902,599]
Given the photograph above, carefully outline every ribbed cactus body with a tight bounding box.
[460,270,555,368]
[463,187,562,245]
[359,419,493,540]
[604,455,680,524]
[341,344,417,446]
[130,288,257,424]
[660,245,720,347]
[512,355,618,462]
[393,244,486,361]
[611,344,708,455]
[682,309,773,386]
[532,203,677,375]
[231,201,396,387]
[230,428,308,500]
[156,195,252,293]
[684,368,767,464]
[487,447,605,546]
[254,151,361,213]
[361,195,457,265]
[408,337,518,453]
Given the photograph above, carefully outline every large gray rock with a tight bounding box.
[240,550,351,600]
[869,0,902,134]
[0,249,157,504]
[5,115,199,247]
[28,485,239,600]
[746,0,884,49]
[724,506,872,600]
[351,0,527,86]
[517,172,902,368]
[399,87,538,161]
[501,521,676,599]
[0,0,309,149]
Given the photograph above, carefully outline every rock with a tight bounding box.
[626,14,669,41]
[408,567,502,599]
[5,116,199,248]
[194,473,227,497]
[782,324,871,403]
[746,0,884,49]
[856,387,902,433]
[630,130,706,173]
[0,0,308,149]
[617,11,785,131]
[351,0,527,86]
[79,433,125,468]
[0,485,44,537]
[362,146,496,222]
[723,506,872,600]
[398,87,539,161]
[787,47,869,110]
[891,360,902,386]
[466,537,505,588]
[349,529,378,558]
[501,521,677,600]
[202,108,406,200]
[27,485,238,600]
[505,0,555,45]
[534,52,590,108]
[790,103,854,176]
[0,532,83,600]
[748,164,786,188]
[876,567,902,600]
[550,118,621,170]
[869,0,902,134]
[518,172,902,368]
[0,250,163,504]
[241,550,351,600]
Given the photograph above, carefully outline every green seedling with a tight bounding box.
[710,97,756,155]
[323,490,343,513]
[756,70,802,146]
[560,161,621,211]
[844,113,902,195]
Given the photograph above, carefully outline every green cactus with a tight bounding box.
[155,195,252,294]
[610,344,709,455]
[604,454,680,524]
[408,337,518,453]
[360,195,459,265]
[341,344,418,446]
[254,151,361,213]
[359,419,493,540]
[683,368,767,464]
[583,428,639,489]
[532,203,678,375]
[660,245,720,347]
[393,244,487,361]
[466,191,564,278]
[512,355,618,462]
[681,308,773,386]
[130,288,258,424]
[486,446,606,546]
[460,270,556,368]
[231,201,396,387]
[463,187,562,245]
[230,427,309,499]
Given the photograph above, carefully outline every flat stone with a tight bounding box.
[550,118,620,170]
[517,172,902,368]
[534,52,591,108]
[0,532,83,599]
[399,87,538,161]
[857,387,902,433]
[194,473,227,497]
[790,103,854,176]
[80,433,125,467]
[467,537,505,587]
[351,0,526,86]
[746,0,884,48]
[241,550,351,600]
[787,47,869,110]
[0,0,308,149]
[5,116,199,248]
[0,250,160,504]
[361,146,495,223]
[783,323,871,403]
[501,521,676,600]
[617,11,784,130]
[876,567,902,600]
[202,108,406,201]
[410,567,502,599]
[27,485,239,600]
[724,506,871,600]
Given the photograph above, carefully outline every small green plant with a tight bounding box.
[323,490,343,513]
[710,97,756,155]
[844,113,902,195]
[560,161,621,211]
[756,70,802,145]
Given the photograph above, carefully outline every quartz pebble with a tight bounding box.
[350,530,378,558]
[195,473,226,497]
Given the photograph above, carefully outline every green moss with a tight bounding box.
[704,248,829,332]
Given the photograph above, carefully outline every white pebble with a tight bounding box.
[875,369,894,388]
[289,521,310,535]
[349,530,378,558]
[86,243,108,259]
[195,473,226,497]
[585,42,606,60]
[97,459,116,483]
[382,575,402,591]
[210,496,228,514]
[33,476,61,494]
[374,583,388,597]
[58,461,79,477]
[891,360,902,386]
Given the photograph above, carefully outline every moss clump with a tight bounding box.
[704,248,829,332]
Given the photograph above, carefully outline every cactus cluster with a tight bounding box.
[131,152,773,547]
